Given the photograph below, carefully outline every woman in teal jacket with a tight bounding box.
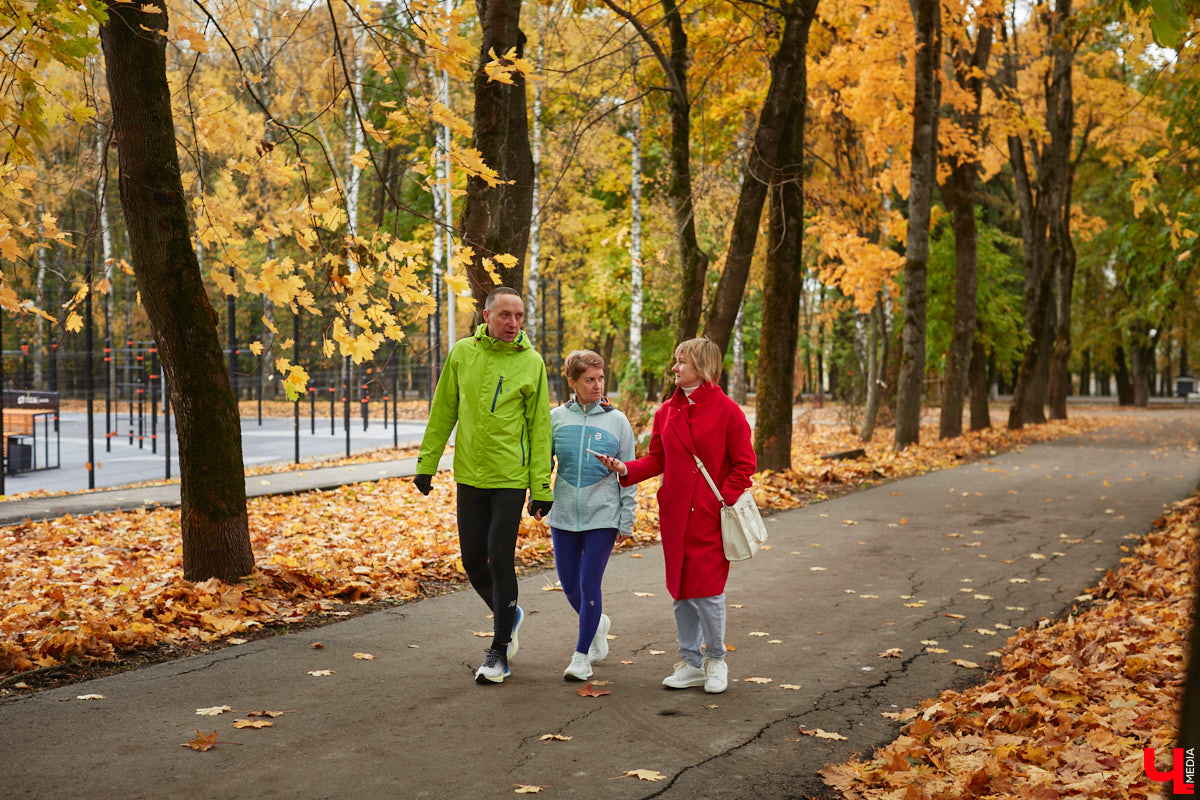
[548,350,637,682]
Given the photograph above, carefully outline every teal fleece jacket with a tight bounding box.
[416,324,553,501]
[546,398,637,534]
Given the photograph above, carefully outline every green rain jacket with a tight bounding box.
[416,324,553,501]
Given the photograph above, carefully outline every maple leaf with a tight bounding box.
[233,719,273,729]
[878,649,903,658]
[196,705,232,716]
[182,730,218,751]
[633,592,654,597]
[353,652,375,660]
[797,726,848,741]
[951,659,980,669]
[307,670,335,676]
[623,769,665,781]
[513,786,544,794]
[64,312,83,333]
[76,693,104,700]
[539,733,571,741]
[744,677,773,684]
[249,341,263,356]
[246,710,289,718]
[577,684,611,697]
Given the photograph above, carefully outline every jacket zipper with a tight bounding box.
[576,411,589,524]
[521,436,526,466]
[491,376,504,412]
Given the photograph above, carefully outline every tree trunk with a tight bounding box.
[702,0,820,357]
[628,86,644,381]
[1006,0,1073,430]
[730,298,747,404]
[894,0,941,450]
[658,0,710,346]
[526,8,544,343]
[937,22,992,440]
[100,0,252,581]
[1132,336,1154,408]
[968,330,991,431]
[1047,138,1079,419]
[861,299,884,442]
[755,43,812,470]
[461,0,535,307]
[1114,344,1134,405]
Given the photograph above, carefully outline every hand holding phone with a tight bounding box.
[589,448,627,476]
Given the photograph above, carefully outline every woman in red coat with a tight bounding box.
[595,338,756,694]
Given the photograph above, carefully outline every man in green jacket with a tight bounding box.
[414,286,554,684]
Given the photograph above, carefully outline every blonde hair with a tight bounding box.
[674,337,722,384]
[564,349,605,382]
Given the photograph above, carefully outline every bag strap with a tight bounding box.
[691,453,727,508]
[671,410,727,508]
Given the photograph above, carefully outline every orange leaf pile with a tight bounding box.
[820,490,1199,799]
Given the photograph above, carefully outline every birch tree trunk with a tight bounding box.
[861,298,885,442]
[628,91,644,381]
[894,0,941,450]
[527,8,544,344]
[100,0,252,581]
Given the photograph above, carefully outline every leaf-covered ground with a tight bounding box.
[821,485,1197,799]
[0,412,1112,681]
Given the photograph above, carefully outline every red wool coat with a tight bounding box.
[620,383,756,600]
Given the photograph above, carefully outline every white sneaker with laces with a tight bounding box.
[563,651,592,681]
[588,613,611,663]
[475,648,510,684]
[662,660,706,689]
[704,657,728,694]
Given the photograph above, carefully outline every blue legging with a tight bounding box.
[551,527,618,653]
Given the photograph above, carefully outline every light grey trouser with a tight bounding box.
[673,593,727,667]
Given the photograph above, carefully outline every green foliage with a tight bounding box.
[925,211,1026,373]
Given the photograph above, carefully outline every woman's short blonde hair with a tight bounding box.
[564,349,605,382]
[674,337,722,384]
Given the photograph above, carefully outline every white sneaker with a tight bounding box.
[662,660,706,689]
[588,613,611,663]
[474,648,510,684]
[563,652,592,681]
[704,658,728,694]
[507,605,524,660]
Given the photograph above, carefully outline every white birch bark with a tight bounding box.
[730,297,746,403]
[628,92,643,377]
[526,5,544,345]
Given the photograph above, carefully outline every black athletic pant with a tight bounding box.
[456,484,526,653]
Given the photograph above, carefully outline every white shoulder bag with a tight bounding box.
[692,454,767,561]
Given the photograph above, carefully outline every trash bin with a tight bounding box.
[7,436,31,472]
[1177,375,1196,398]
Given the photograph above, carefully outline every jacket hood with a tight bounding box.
[473,323,531,351]
[565,396,615,414]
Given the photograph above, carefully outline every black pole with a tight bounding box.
[392,347,398,448]
[343,355,351,458]
[293,306,300,465]
[137,345,145,449]
[104,288,111,450]
[556,279,564,403]
[85,249,95,490]
[361,366,369,432]
[226,277,236,394]
[149,348,158,454]
[330,380,335,435]
[164,371,171,480]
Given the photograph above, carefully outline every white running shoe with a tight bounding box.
[563,651,593,681]
[661,660,706,689]
[475,648,510,684]
[704,657,728,694]
[507,605,524,660]
[588,613,611,663]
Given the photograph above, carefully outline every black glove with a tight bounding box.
[413,474,433,496]
[528,499,553,518]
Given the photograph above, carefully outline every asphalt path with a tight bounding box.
[0,411,1198,798]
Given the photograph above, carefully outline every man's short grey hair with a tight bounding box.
[485,286,522,311]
